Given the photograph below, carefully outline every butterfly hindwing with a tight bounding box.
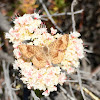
[32,46,48,69]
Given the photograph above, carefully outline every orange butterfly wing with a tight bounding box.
[18,45,37,59]
[31,46,48,69]
[49,34,69,64]
[18,45,48,69]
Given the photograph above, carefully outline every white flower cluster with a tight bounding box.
[13,59,66,96]
[61,31,84,73]
[5,13,84,96]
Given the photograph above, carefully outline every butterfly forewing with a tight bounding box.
[19,45,48,68]
[18,45,36,58]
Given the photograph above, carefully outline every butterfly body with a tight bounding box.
[18,34,69,69]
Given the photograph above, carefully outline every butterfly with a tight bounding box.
[18,34,69,69]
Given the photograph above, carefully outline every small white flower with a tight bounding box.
[50,27,57,35]
[70,31,81,38]
[42,90,49,96]
[32,13,41,19]
[5,33,11,39]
